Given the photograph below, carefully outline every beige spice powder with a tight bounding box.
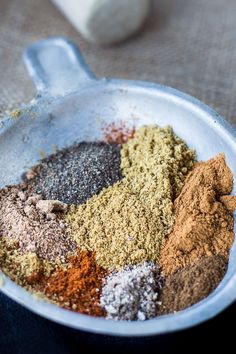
[67,183,164,269]
[66,126,195,270]
[0,185,76,264]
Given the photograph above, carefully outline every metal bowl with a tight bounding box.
[0,37,236,336]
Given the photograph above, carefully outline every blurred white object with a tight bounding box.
[51,0,151,45]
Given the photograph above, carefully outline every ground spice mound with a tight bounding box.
[44,250,107,317]
[121,125,195,202]
[67,183,164,269]
[1,123,235,320]
[0,186,76,263]
[27,142,122,205]
[158,255,227,314]
[160,153,236,275]
[121,125,196,229]
[220,195,236,211]
[0,238,53,287]
[66,126,195,269]
[100,262,163,321]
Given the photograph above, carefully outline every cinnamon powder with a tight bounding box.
[160,153,236,275]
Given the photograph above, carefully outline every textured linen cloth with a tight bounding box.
[0,0,236,128]
[0,1,236,353]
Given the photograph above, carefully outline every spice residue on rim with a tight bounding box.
[101,121,135,144]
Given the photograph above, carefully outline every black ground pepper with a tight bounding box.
[27,142,122,205]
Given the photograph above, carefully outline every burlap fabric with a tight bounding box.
[0,0,236,127]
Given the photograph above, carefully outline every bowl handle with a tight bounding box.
[23,37,95,97]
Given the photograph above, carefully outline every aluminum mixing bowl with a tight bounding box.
[0,37,236,336]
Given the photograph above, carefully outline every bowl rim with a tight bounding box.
[1,77,236,336]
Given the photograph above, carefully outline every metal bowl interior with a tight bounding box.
[0,38,236,336]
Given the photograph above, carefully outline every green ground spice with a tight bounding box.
[0,238,54,287]
[67,183,164,269]
[121,125,195,227]
[66,126,195,270]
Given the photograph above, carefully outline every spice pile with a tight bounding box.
[44,250,107,316]
[0,187,74,263]
[101,262,163,321]
[27,142,122,204]
[158,255,227,314]
[160,154,235,275]
[66,126,195,269]
[0,124,235,321]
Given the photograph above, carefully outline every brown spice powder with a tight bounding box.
[0,186,76,263]
[43,250,107,317]
[158,255,227,314]
[220,195,236,211]
[160,153,236,275]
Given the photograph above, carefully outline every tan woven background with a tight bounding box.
[0,0,236,127]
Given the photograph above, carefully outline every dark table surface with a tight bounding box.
[0,292,234,354]
[1,1,236,352]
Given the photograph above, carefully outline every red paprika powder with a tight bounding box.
[101,121,135,144]
[44,250,107,317]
